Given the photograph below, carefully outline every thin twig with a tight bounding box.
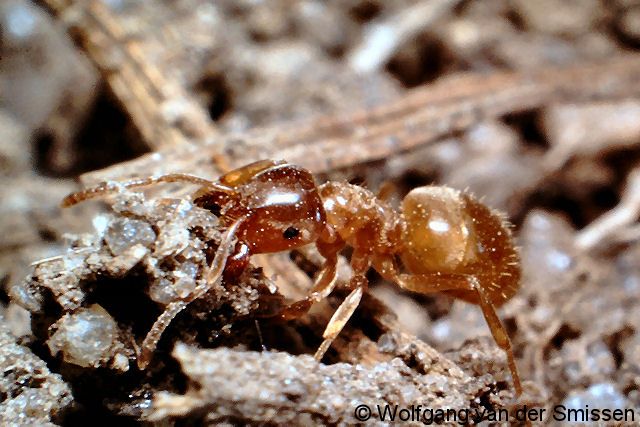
[575,167,640,250]
[348,0,461,73]
[40,0,231,172]
[79,55,640,185]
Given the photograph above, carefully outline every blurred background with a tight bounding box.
[1,0,640,423]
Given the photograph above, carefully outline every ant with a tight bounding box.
[62,159,522,396]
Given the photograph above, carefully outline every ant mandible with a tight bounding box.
[62,159,522,396]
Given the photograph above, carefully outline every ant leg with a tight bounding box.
[137,217,244,369]
[314,251,370,361]
[279,239,344,320]
[61,173,233,207]
[373,255,522,396]
[314,281,365,360]
[373,255,476,293]
[474,280,523,397]
[401,274,522,396]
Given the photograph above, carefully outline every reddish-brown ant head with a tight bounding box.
[194,160,327,254]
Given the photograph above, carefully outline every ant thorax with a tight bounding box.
[318,182,404,252]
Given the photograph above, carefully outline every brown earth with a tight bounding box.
[1,0,639,425]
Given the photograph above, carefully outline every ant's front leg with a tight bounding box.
[61,173,232,207]
[137,217,245,369]
[222,241,251,282]
[279,238,344,321]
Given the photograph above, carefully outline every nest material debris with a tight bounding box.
[12,190,280,373]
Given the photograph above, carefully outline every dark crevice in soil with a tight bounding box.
[194,74,234,121]
[550,323,581,350]
[386,32,458,87]
[608,8,640,51]
[86,273,159,337]
[35,90,147,178]
[504,7,527,32]
[502,109,548,149]
[349,1,382,23]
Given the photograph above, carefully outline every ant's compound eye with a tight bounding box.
[283,227,300,240]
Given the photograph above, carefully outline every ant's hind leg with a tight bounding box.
[374,264,513,377]
[374,255,522,396]
[136,217,244,369]
[314,250,370,361]
[474,282,523,397]
[373,255,476,294]
[61,173,231,207]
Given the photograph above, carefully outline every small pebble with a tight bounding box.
[47,304,118,368]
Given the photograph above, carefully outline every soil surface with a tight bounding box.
[1,0,639,425]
